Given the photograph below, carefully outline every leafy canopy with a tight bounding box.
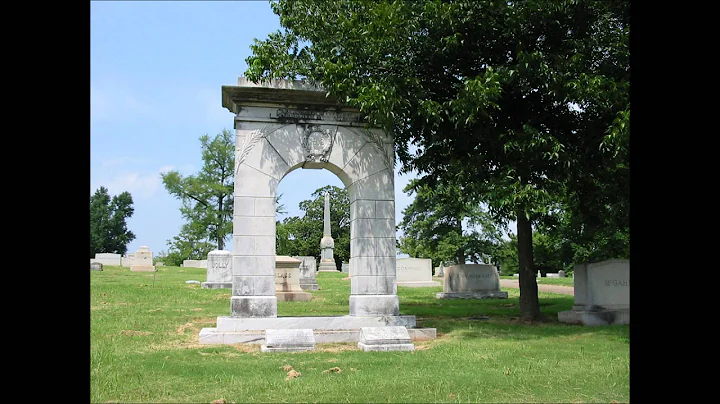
[90,186,136,257]
[161,130,235,251]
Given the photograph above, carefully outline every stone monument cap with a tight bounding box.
[276,255,302,269]
[208,249,232,257]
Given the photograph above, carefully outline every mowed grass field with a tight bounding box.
[90,265,629,403]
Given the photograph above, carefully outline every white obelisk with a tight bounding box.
[318,192,337,271]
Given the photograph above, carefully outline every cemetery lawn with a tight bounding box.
[91,266,629,403]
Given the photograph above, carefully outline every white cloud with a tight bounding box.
[97,164,191,201]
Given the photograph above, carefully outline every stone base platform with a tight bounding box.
[397,281,442,288]
[201,282,232,289]
[198,315,436,345]
[558,309,629,326]
[277,291,313,302]
[436,291,508,299]
[200,327,436,345]
[261,345,314,352]
[358,342,415,351]
[299,282,319,291]
[318,261,337,272]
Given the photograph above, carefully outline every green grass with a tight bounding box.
[91,266,629,403]
[500,275,575,287]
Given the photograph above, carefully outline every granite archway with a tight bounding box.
[226,78,398,318]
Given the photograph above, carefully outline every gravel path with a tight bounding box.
[499,279,574,296]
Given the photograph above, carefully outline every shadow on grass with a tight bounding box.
[398,289,628,343]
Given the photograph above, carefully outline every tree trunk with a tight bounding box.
[517,210,543,321]
[456,217,465,265]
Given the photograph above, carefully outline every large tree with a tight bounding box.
[161,130,235,250]
[90,186,136,257]
[398,178,504,268]
[245,0,629,321]
[276,185,350,269]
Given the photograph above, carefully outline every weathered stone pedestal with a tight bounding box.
[130,246,155,272]
[558,259,630,326]
[276,256,312,302]
[202,250,233,289]
[436,264,507,299]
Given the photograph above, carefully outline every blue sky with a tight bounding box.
[90,1,422,257]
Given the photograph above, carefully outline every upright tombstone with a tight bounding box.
[90,262,103,271]
[130,246,155,272]
[317,192,337,272]
[198,77,434,346]
[436,262,445,278]
[202,250,233,289]
[558,270,566,278]
[275,256,312,302]
[183,259,208,269]
[436,264,508,299]
[341,262,349,273]
[90,253,121,267]
[558,259,629,326]
[122,253,135,267]
[292,256,319,291]
[155,262,164,267]
[396,258,440,287]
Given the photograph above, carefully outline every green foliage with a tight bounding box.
[246,0,629,320]
[90,186,136,256]
[162,223,216,266]
[538,204,629,266]
[398,178,504,268]
[161,130,235,254]
[276,186,349,268]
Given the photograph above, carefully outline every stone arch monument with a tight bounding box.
[200,77,434,344]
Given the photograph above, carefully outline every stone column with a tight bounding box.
[318,192,337,271]
[230,125,281,317]
[347,166,400,316]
